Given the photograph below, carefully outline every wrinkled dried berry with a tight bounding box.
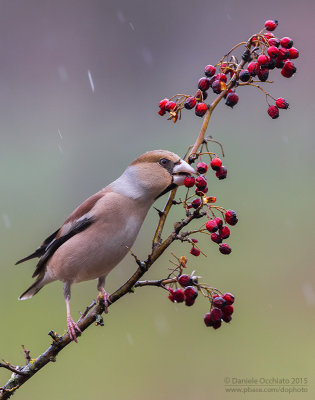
[257,67,269,82]
[267,46,279,58]
[165,101,177,111]
[159,98,169,111]
[191,198,202,209]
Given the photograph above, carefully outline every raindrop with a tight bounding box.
[302,282,315,306]
[129,22,135,31]
[126,333,134,345]
[58,128,63,140]
[116,10,125,24]
[2,213,11,229]
[88,70,95,93]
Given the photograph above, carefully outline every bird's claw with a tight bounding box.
[67,316,81,343]
[97,289,111,314]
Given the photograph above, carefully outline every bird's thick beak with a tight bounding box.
[172,160,196,186]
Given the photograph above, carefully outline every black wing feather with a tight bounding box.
[15,228,60,265]
[32,217,94,278]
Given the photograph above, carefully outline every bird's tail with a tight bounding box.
[19,277,45,300]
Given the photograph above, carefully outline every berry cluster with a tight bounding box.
[157,19,298,123]
[204,292,235,329]
[179,145,238,256]
[165,256,235,331]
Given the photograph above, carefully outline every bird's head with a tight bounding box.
[111,150,196,202]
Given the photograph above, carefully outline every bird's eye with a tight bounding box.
[159,158,168,166]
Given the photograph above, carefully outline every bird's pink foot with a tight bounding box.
[97,288,111,314]
[67,316,81,342]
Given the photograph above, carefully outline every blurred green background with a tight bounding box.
[0,0,314,399]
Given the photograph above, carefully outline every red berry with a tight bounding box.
[257,67,269,82]
[204,312,213,327]
[283,60,296,74]
[257,54,269,67]
[191,198,201,209]
[288,47,299,59]
[184,96,197,110]
[219,243,232,255]
[185,297,195,306]
[184,176,195,188]
[165,101,177,111]
[278,47,289,59]
[198,77,211,91]
[213,217,223,229]
[264,19,278,31]
[267,46,279,58]
[211,232,222,244]
[210,307,223,322]
[206,219,218,233]
[248,62,259,76]
[223,293,235,305]
[280,37,293,49]
[204,64,216,77]
[215,73,227,83]
[211,79,225,94]
[196,162,208,174]
[172,288,185,303]
[222,314,232,323]
[195,187,208,196]
[184,286,198,304]
[219,225,230,239]
[195,102,208,117]
[159,98,169,111]
[190,247,200,256]
[268,105,279,119]
[239,69,250,82]
[225,92,239,108]
[222,304,234,315]
[158,109,165,116]
[225,209,238,225]
[168,288,175,302]
[264,32,274,39]
[276,98,289,109]
[178,274,193,287]
[215,166,227,180]
[212,320,222,329]
[195,175,207,188]
[210,157,222,171]
[268,38,280,47]
[281,68,294,78]
[213,296,226,308]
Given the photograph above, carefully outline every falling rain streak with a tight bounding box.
[88,70,95,92]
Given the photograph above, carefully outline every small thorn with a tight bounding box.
[153,207,164,217]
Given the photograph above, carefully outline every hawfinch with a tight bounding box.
[16,150,195,342]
